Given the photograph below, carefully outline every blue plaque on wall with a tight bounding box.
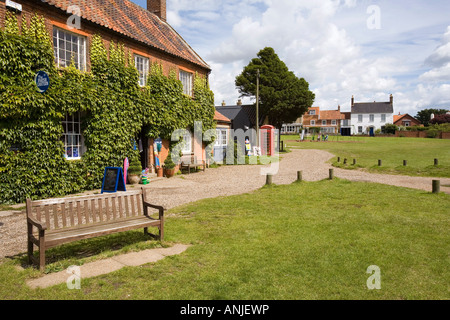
[35,71,50,93]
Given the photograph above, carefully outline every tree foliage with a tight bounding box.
[235,47,315,129]
[415,108,448,126]
[429,113,450,125]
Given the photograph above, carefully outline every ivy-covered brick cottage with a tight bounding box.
[0,0,215,203]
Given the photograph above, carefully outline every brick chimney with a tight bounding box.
[390,94,393,106]
[221,100,226,106]
[237,99,243,106]
[351,95,354,107]
[147,0,166,21]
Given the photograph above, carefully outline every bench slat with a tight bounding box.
[98,198,103,222]
[61,202,67,228]
[36,206,41,221]
[76,201,82,226]
[69,202,74,227]
[53,204,59,229]
[44,205,50,230]
[112,197,117,220]
[104,197,110,221]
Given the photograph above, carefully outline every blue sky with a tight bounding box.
[131,0,450,116]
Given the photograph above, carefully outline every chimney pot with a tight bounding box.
[237,99,242,106]
[221,100,226,106]
[147,0,166,21]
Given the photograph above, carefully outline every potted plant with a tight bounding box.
[163,153,177,178]
[127,159,142,184]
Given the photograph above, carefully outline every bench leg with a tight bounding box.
[159,224,164,241]
[27,223,33,265]
[38,230,46,272]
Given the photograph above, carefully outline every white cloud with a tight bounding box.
[161,0,450,114]
[420,26,450,81]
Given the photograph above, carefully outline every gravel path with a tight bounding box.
[1,149,449,260]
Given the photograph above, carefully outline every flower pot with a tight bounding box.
[156,167,163,177]
[164,168,176,178]
[128,174,141,185]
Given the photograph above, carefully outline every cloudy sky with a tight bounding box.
[131,0,450,115]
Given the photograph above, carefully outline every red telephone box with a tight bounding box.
[260,125,275,156]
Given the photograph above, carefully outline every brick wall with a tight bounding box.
[395,131,450,139]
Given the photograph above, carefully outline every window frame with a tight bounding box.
[53,27,87,71]
[381,114,386,122]
[182,131,193,154]
[369,114,375,122]
[62,112,85,160]
[179,70,193,96]
[215,129,228,147]
[134,54,149,87]
[358,114,363,123]
[310,120,316,126]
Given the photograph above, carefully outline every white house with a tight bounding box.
[350,95,394,135]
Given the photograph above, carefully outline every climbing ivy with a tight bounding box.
[0,13,215,204]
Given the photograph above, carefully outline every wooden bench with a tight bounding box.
[180,155,206,174]
[26,187,164,271]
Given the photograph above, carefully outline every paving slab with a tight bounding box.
[26,244,190,289]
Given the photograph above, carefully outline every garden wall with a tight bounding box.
[394,131,450,139]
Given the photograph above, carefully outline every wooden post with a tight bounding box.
[266,174,273,185]
[378,160,382,166]
[434,158,439,166]
[337,157,341,162]
[343,158,347,165]
[432,180,440,194]
[352,159,356,165]
[297,171,303,182]
[403,160,407,166]
[329,169,334,180]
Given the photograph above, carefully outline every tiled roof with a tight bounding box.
[42,0,210,70]
[319,110,343,120]
[393,114,404,123]
[214,110,231,123]
[352,102,393,114]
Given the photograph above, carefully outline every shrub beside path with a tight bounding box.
[1,149,449,259]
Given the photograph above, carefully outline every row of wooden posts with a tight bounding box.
[337,158,441,167]
[265,170,442,194]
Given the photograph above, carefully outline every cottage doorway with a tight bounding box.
[138,129,149,170]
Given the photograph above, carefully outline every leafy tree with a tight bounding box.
[235,47,315,131]
[415,108,448,126]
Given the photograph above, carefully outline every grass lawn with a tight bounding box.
[281,135,450,178]
[0,179,448,300]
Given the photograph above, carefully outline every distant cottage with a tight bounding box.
[350,95,394,135]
